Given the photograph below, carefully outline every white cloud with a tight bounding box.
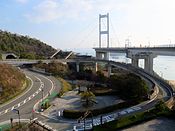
[26,0,60,23]
[16,0,28,4]
[25,0,175,47]
[25,0,124,23]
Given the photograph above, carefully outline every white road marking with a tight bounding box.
[5,109,8,113]
[28,96,31,100]
[23,99,26,104]
[11,106,15,110]
[39,75,54,93]
[0,74,45,117]
[18,103,20,107]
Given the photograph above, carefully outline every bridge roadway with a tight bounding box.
[0,59,173,130]
[94,47,175,56]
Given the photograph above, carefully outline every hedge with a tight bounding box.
[63,100,139,119]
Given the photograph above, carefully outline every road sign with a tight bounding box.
[12,109,19,114]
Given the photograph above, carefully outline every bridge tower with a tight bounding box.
[99,13,109,48]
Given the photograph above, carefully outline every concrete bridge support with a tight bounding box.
[131,58,139,67]
[144,55,154,74]
[76,62,80,72]
[96,51,110,60]
[96,52,103,59]
[95,62,98,72]
[104,52,110,60]
[130,53,156,75]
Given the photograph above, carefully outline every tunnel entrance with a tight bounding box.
[6,54,17,59]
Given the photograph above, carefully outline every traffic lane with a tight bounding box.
[47,76,61,93]
[0,86,48,123]
[0,72,41,114]
[17,74,53,118]
[0,72,53,122]
[37,74,54,97]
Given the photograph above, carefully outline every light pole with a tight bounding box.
[88,111,93,128]
[41,88,44,101]
[10,118,13,128]
[84,118,85,131]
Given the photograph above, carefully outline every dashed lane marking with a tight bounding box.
[28,96,31,101]
[11,106,14,111]
[17,103,20,107]
[0,74,46,116]
[23,99,26,104]
[5,109,8,113]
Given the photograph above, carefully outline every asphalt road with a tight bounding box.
[0,69,60,123]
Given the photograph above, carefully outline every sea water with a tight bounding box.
[110,53,175,80]
[74,49,175,80]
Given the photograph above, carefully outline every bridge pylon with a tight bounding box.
[99,13,109,48]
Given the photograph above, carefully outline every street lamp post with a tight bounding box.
[88,111,93,128]
[84,118,85,131]
[41,88,44,101]
[10,118,13,128]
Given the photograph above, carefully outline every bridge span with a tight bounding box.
[94,47,175,74]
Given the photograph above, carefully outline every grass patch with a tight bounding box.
[57,77,74,97]
[0,123,10,131]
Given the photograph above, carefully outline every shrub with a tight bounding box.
[63,100,139,119]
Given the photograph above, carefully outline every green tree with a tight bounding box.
[155,100,168,112]
[80,90,96,107]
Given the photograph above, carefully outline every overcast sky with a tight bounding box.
[1,0,175,50]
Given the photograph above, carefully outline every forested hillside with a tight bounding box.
[0,64,26,104]
[0,30,56,59]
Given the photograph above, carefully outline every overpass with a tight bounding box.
[94,47,175,74]
[0,58,110,76]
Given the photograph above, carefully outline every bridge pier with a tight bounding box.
[96,52,103,59]
[95,62,98,72]
[129,53,156,75]
[76,62,80,72]
[131,57,139,67]
[104,52,110,60]
[96,51,110,60]
[144,55,154,74]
